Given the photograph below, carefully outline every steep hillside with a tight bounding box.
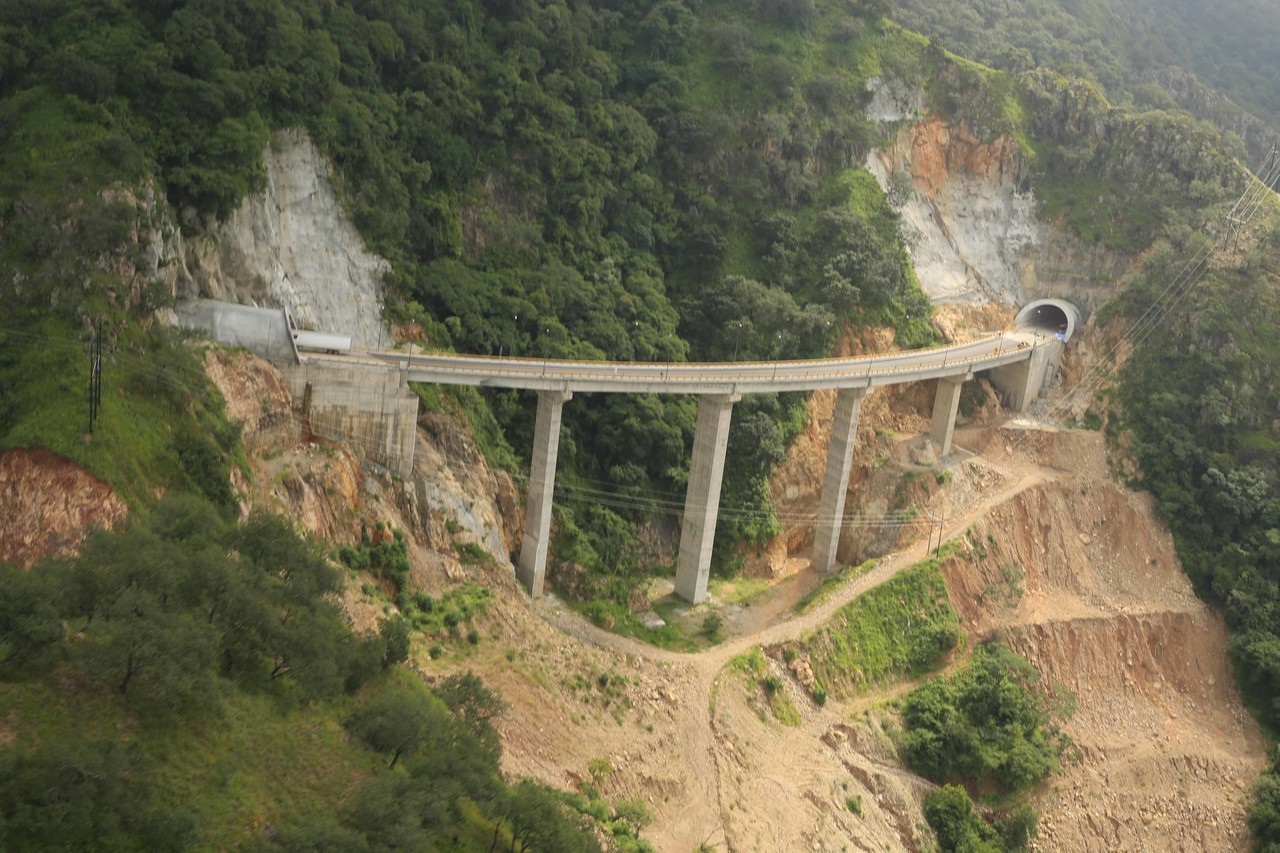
[893,0,1280,160]
[5,0,1280,849]
[484,420,1265,851]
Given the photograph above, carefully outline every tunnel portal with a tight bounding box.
[1014,298,1083,340]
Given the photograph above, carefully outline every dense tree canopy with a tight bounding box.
[0,495,605,850]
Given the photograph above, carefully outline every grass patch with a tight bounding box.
[451,541,491,565]
[729,646,768,680]
[794,559,877,614]
[400,584,494,661]
[563,668,635,724]
[763,676,802,727]
[578,599,700,653]
[149,692,380,848]
[0,676,380,850]
[729,647,801,726]
[709,577,770,606]
[0,323,242,514]
[788,550,961,700]
[981,562,1025,610]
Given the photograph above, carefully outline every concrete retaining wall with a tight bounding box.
[280,360,418,478]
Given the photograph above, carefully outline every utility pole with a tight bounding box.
[935,495,946,558]
[87,318,104,436]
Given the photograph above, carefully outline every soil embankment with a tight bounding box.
[195,348,1266,852]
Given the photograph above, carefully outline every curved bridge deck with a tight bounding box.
[363,331,1048,395]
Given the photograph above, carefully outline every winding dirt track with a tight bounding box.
[532,442,1053,849]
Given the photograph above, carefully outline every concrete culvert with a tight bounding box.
[1014,299,1083,340]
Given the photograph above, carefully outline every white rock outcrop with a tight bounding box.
[178,129,389,348]
[865,107,1130,313]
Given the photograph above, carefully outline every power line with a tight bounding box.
[1009,148,1280,444]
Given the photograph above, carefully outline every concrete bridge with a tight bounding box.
[370,305,1070,605]
[179,297,1075,604]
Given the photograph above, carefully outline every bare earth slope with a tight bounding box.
[491,424,1265,852]
[194,349,1263,852]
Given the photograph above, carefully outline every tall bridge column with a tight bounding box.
[675,393,740,604]
[518,389,572,598]
[812,387,867,574]
[930,376,966,456]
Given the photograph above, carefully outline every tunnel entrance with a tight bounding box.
[1013,298,1083,340]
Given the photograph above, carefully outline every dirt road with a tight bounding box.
[496,424,1265,852]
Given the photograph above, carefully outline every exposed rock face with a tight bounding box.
[0,450,129,567]
[174,129,390,348]
[867,117,1130,312]
[401,412,521,564]
[865,75,926,124]
[202,348,300,459]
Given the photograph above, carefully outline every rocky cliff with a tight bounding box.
[866,113,1130,313]
[146,129,390,347]
[0,449,128,567]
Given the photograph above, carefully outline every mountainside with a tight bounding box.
[4,0,1280,850]
[893,0,1280,162]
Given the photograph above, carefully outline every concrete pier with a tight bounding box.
[930,376,966,456]
[989,340,1061,411]
[518,389,572,598]
[812,387,867,574]
[675,393,739,604]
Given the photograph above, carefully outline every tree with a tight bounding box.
[435,670,507,757]
[379,615,411,667]
[1252,758,1280,852]
[84,585,219,706]
[0,739,194,852]
[501,780,602,853]
[348,691,434,769]
[922,785,1001,853]
[0,563,63,670]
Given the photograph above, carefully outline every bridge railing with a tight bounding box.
[361,333,1048,390]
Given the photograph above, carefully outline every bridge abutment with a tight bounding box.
[518,389,573,598]
[675,393,739,604]
[812,387,867,574]
[281,359,418,477]
[988,340,1061,411]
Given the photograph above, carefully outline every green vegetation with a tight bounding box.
[794,558,877,613]
[792,553,961,699]
[579,598,700,653]
[4,0,1280,840]
[0,0,936,607]
[0,496,605,850]
[399,585,494,654]
[567,759,657,853]
[339,524,412,600]
[564,668,635,724]
[1109,228,1280,849]
[981,563,1025,611]
[898,643,1067,795]
[0,325,242,513]
[1021,74,1242,253]
[923,785,1039,853]
[900,642,1070,851]
[730,646,801,726]
[894,0,1280,133]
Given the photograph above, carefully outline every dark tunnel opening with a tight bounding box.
[1019,304,1070,334]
